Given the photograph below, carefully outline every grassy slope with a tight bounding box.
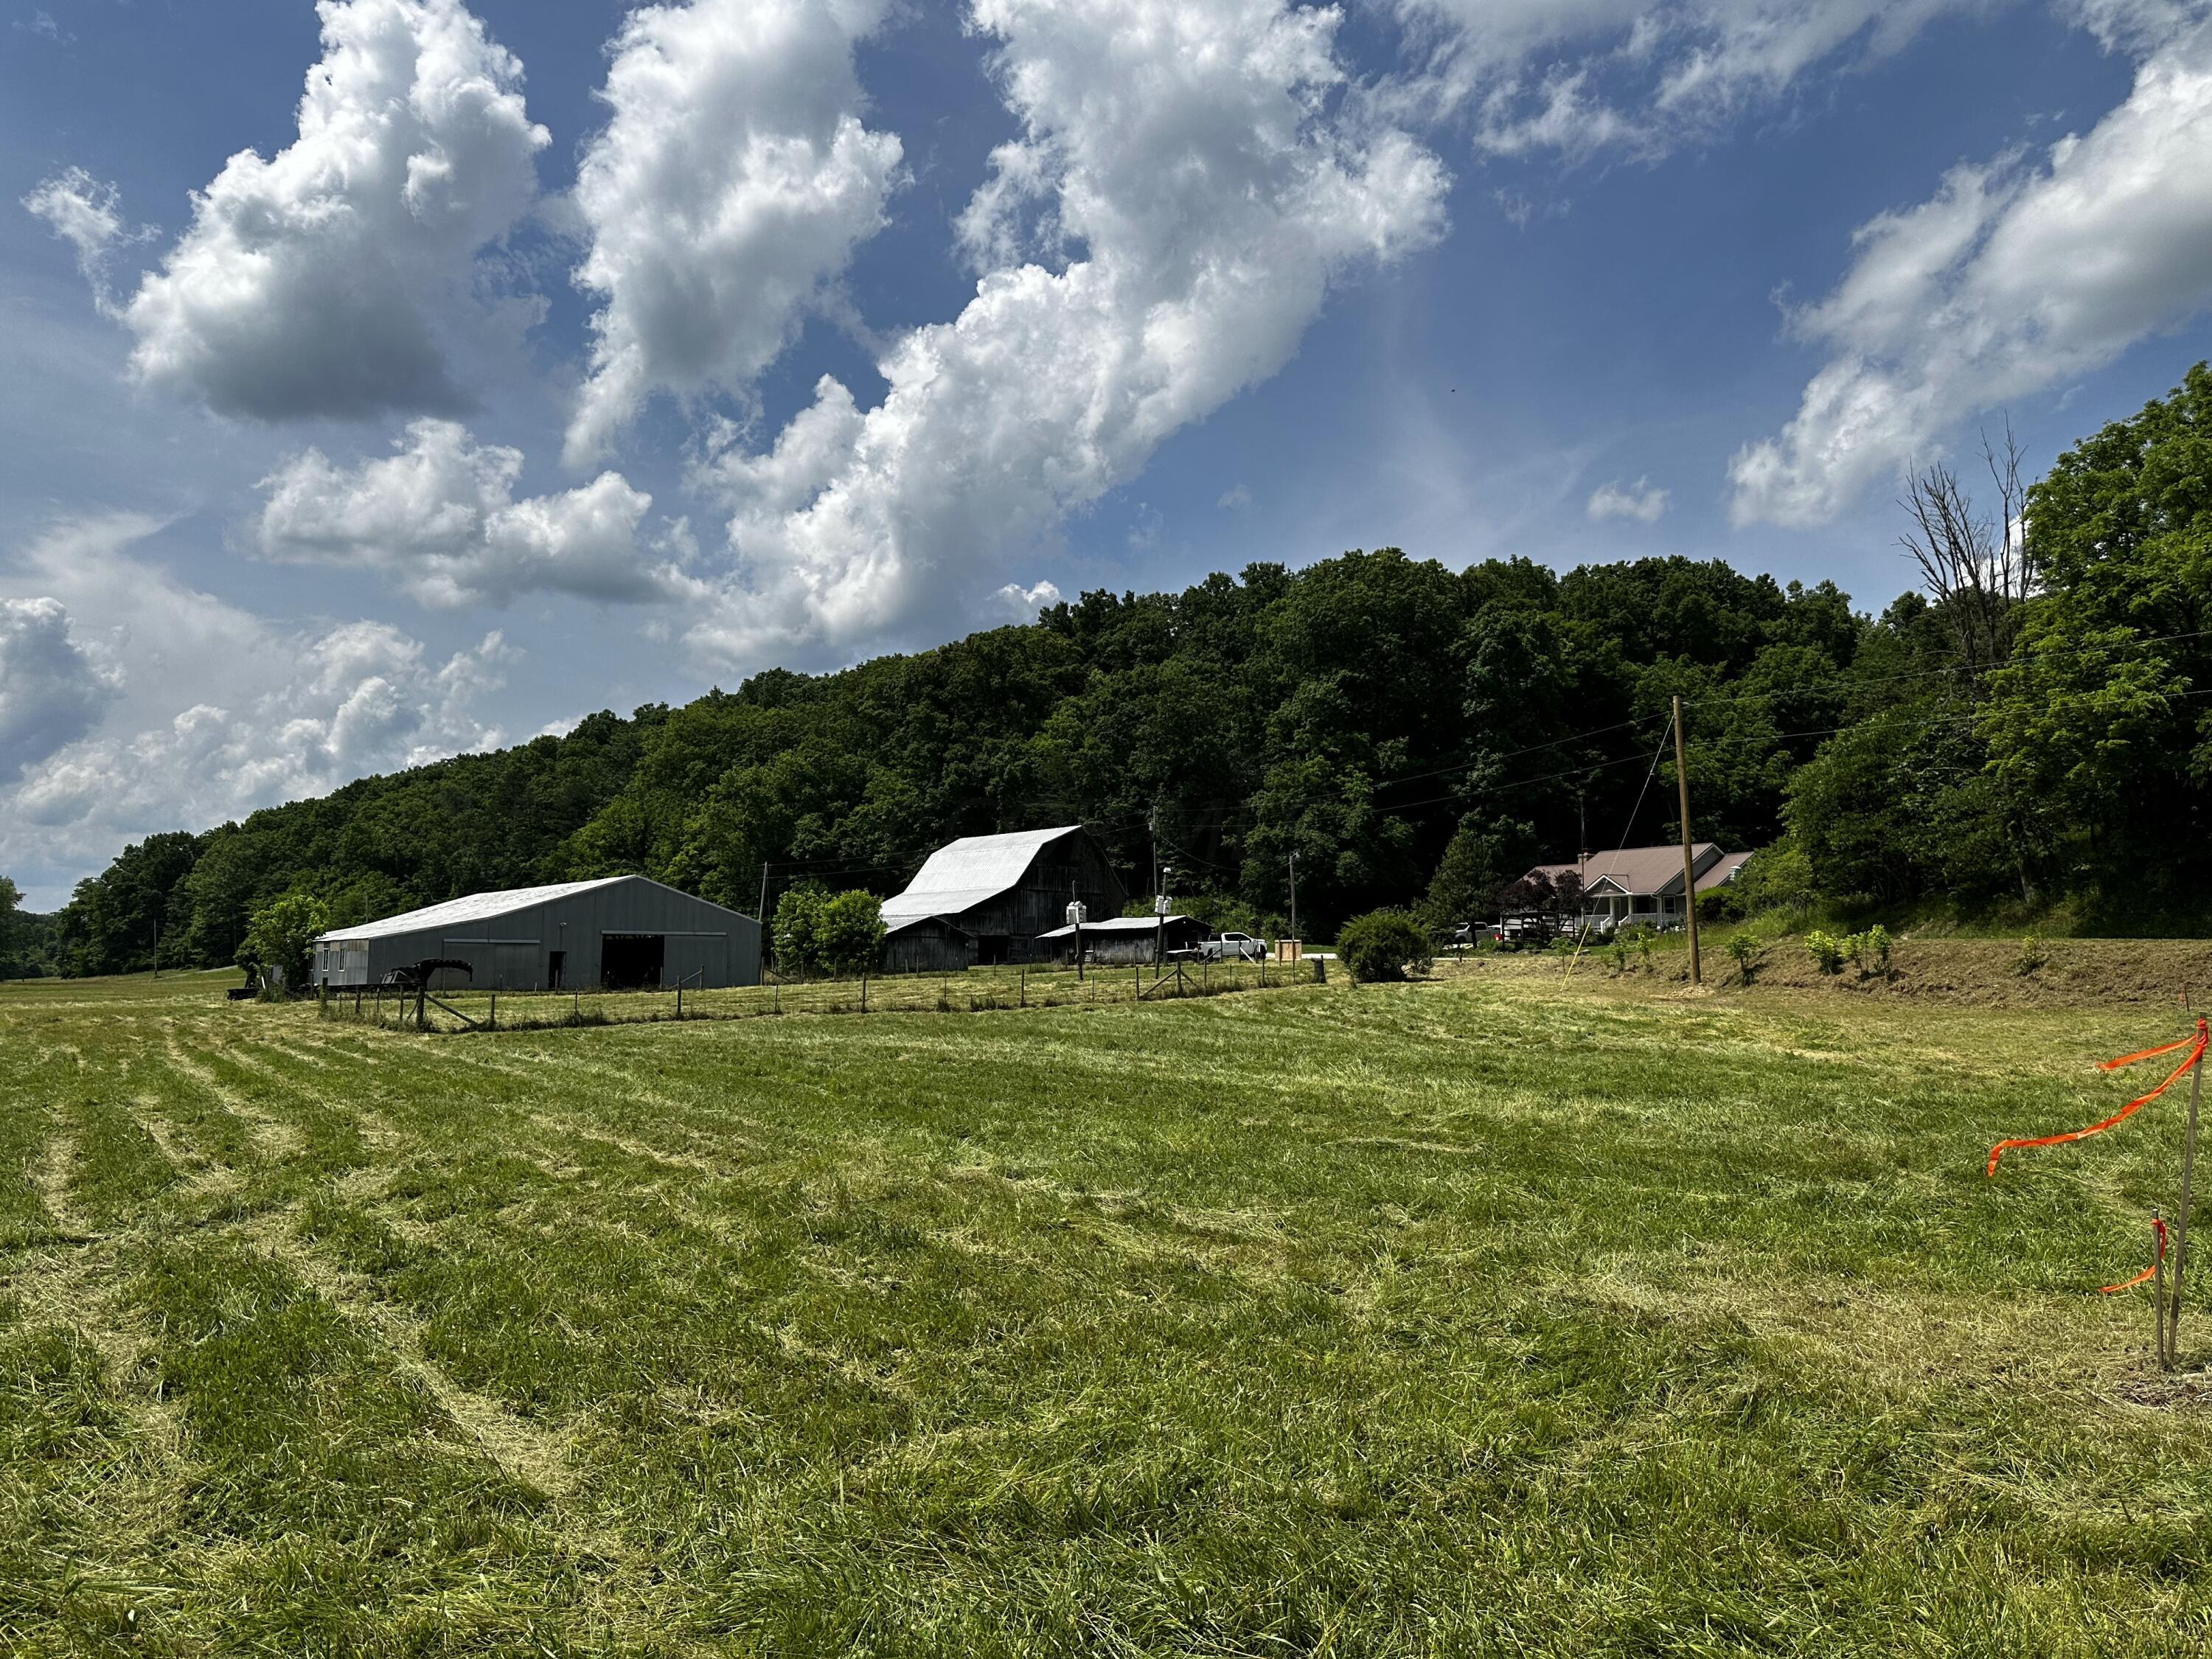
[4,966,2211,1655]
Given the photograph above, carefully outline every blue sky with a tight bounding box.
[4,0,2211,906]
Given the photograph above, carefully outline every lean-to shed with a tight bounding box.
[880,826,1124,962]
[311,876,762,992]
[877,915,976,975]
[1034,914,1205,966]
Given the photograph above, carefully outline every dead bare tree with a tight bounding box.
[1899,421,2036,688]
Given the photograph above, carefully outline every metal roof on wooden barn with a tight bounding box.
[880,825,1089,925]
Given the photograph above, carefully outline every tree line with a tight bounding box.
[11,361,2211,978]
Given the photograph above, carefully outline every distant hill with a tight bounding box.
[28,362,2212,975]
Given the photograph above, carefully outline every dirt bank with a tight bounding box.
[1457,934,2212,1012]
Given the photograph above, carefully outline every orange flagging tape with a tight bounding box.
[2101,1216,2169,1295]
[1986,1018,2209,1178]
[2100,1034,2201,1071]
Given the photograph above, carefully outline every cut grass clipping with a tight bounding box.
[7,964,2212,1655]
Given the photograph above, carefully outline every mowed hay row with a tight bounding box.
[7,966,2212,1655]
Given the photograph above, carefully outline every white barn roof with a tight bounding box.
[881,826,1085,925]
[313,877,630,943]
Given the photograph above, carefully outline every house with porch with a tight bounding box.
[1526,844,1755,931]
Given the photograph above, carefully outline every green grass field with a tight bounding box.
[7,963,2212,1655]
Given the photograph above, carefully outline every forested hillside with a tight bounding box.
[21,364,2212,976]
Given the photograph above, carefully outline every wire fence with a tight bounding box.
[316,956,1321,1035]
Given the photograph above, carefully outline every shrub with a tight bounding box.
[1862,924,1893,975]
[1731,841,1815,918]
[2014,933,2049,976]
[1608,942,1630,975]
[778,886,886,977]
[1726,933,1761,984]
[1805,931,1847,975]
[815,891,886,977]
[1698,884,1745,923]
[1338,910,1434,984]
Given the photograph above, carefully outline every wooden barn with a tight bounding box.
[880,825,1124,964]
[877,914,976,975]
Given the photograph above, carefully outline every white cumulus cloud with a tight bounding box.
[107,0,546,421]
[0,597,119,778]
[692,0,1449,664]
[14,622,514,835]
[1731,12,2212,524]
[0,516,515,900]
[257,421,677,608]
[1587,476,1670,521]
[992,579,1064,620]
[565,0,904,466]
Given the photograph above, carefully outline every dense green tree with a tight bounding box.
[772,884,828,978]
[239,892,330,995]
[1976,363,2212,909]
[54,831,201,976]
[1421,816,1534,930]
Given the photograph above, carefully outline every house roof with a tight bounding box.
[880,825,1088,925]
[1695,849,1756,891]
[1034,914,1199,939]
[314,876,633,943]
[1531,844,1723,899]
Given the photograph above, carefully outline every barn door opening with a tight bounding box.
[601,933,665,990]
[547,950,566,990]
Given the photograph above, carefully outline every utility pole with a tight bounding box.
[1576,787,1589,933]
[1156,864,1172,978]
[1288,851,1298,944]
[1672,694,1702,986]
[1070,879,1085,982]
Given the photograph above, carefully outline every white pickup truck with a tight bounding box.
[1198,931,1268,962]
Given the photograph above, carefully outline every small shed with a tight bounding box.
[311,875,762,992]
[1034,914,1206,966]
[878,915,976,975]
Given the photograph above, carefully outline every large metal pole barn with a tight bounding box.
[310,875,763,992]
